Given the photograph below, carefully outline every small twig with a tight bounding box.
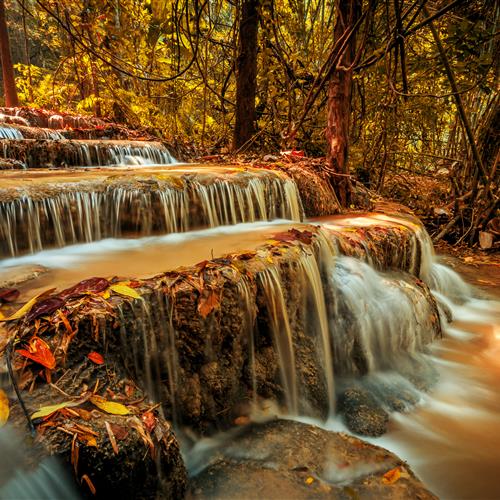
[5,340,36,436]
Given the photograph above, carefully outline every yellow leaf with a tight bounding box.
[99,290,111,299]
[382,467,401,484]
[109,284,141,299]
[1,288,56,322]
[0,389,9,427]
[305,477,314,485]
[90,395,130,415]
[31,401,75,420]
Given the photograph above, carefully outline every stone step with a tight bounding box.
[0,165,303,257]
[0,138,176,169]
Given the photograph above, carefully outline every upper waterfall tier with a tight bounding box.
[0,166,304,257]
[0,139,176,168]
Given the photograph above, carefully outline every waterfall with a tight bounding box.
[0,127,23,140]
[192,175,303,226]
[0,139,177,167]
[0,173,303,257]
[328,256,439,376]
[258,267,299,415]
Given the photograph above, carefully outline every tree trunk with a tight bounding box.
[0,0,19,107]
[233,0,260,151]
[326,0,361,206]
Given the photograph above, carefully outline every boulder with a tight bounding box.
[188,419,437,499]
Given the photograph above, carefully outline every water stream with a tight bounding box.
[0,144,498,498]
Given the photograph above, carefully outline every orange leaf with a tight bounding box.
[141,411,156,432]
[17,337,56,369]
[198,289,220,318]
[88,352,105,365]
[382,467,401,484]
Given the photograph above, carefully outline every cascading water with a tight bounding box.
[329,256,439,375]
[0,127,23,140]
[0,427,78,499]
[0,172,304,257]
[1,134,497,500]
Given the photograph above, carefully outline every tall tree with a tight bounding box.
[0,0,19,106]
[233,0,260,151]
[326,0,361,206]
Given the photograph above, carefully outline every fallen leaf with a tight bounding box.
[90,395,130,415]
[26,297,65,322]
[109,284,141,299]
[17,337,56,369]
[109,423,128,440]
[198,289,220,318]
[60,278,109,300]
[382,467,401,484]
[88,352,105,365]
[0,288,20,303]
[31,393,91,420]
[1,288,56,322]
[142,411,156,432]
[305,476,315,485]
[0,389,9,427]
[32,401,76,420]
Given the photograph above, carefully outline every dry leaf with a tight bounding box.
[0,389,9,427]
[382,467,401,484]
[17,337,56,369]
[90,395,130,415]
[142,411,156,432]
[198,289,220,318]
[88,352,105,365]
[305,477,315,485]
[32,401,76,420]
[1,288,56,322]
[109,284,141,299]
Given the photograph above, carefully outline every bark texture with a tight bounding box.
[233,0,260,151]
[0,0,19,107]
[326,0,361,206]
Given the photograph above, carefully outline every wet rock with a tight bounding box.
[362,375,421,412]
[262,154,278,162]
[0,264,49,289]
[188,419,437,499]
[0,158,25,169]
[339,388,389,437]
[397,356,439,392]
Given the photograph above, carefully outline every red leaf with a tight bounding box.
[17,337,56,369]
[26,297,64,322]
[142,411,156,432]
[59,278,110,300]
[88,352,104,365]
[0,288,20,303]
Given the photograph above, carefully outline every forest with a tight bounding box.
[0,1,498,499]
[1,0,497,245]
